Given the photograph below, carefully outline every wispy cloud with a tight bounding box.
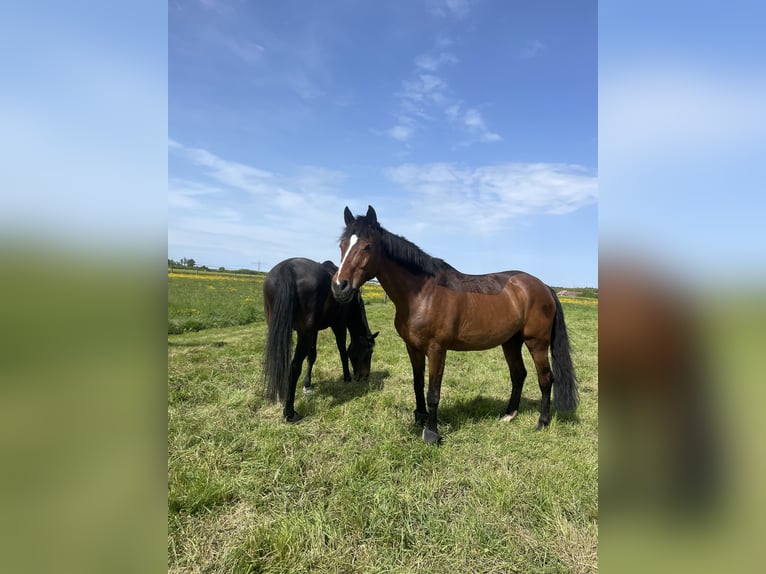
[388,68,452,143]
[220,37,265,64]
[387,40,500,145]
[428,0,472,19]
[414,51,459,72]
[202,10,329,101]
[168,141,350,267]
[168,179,223,210]
[388,125,414,142]
[462,107,502,142]
[387,162,597,233]
[171,141,282,197]
[519,39,546,60]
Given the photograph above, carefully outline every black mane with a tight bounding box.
[341,216,439,276]
[381,228,442,276]
[341,213,521,294]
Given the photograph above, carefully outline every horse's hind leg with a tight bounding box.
[525,337,553,430]
[301,339,318,393]
[501,333,527,422]
[284,331,315,422]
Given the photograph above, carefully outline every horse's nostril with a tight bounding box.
[340,280,349,290]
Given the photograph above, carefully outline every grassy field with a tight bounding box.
[168,270,266,334]
[168,272,598,573]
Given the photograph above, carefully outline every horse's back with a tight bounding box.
[506,271,556,308]
[264,258,334,330]
[420,270,555,350]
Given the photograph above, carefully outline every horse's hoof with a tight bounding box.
[535,421,549,431]
[284,412,303,423]
[501,410,518,423]
[422,428,442,445]
[303,386,314,395]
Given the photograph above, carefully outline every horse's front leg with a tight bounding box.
[406,344,428,426]
[423,346,446,445]
[332,324,351,382]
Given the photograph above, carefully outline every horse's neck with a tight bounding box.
[375,257,429,310]
[346,301,370,337]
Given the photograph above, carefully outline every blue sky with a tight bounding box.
[599,1,766,286]
[169,0,597,286]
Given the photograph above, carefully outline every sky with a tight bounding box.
[169,0,598,286]
[599,1,766,286]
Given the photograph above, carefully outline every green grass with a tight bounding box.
[168,287,598,573]
[167,271,266,334]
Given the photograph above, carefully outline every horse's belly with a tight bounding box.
[447,327,519,351]
[397,292,523,351]
[447,299,524,351]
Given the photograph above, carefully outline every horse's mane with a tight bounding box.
[380,228,445,276]
[342,215,442,276]
[383,229,521,294]
[341,215,519,294]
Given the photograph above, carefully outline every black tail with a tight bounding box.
[549,288,579,412]
[263,278,296,403]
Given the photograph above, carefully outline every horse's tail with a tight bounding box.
[263,275,296,403]
[549,287,579,412]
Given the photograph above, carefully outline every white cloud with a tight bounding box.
[444,104,461,121]
[428,0,471,19]
[388,125,414,142]
[401,74,447,103]
[462,108,502,142]
[387,162,597,233]
[168,141,351,268]
[387,42,501,145]
[414,51,459,72]
[519,39,545,60]
[170,142,280,197]
[168,179,223,209]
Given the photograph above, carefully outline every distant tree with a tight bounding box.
[218,267,225,272]
[185,258,196,269]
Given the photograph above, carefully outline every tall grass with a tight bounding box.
[168,283,598,573]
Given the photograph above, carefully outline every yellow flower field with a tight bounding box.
[168,271,264,282]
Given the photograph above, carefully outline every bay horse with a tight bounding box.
[263,257,379,422]
[331,206,578,444]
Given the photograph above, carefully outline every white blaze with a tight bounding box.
[335,234,358,285]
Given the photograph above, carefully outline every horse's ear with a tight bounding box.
[366,205,377,226]
[344,206,354,225]
[370,331,379,340]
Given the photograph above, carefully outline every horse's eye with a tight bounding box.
[362,244,371,251]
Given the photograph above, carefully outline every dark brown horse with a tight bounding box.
[331,206,578,443]
[264,257,378,422]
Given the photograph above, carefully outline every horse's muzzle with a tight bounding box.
[331,280,356,304]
